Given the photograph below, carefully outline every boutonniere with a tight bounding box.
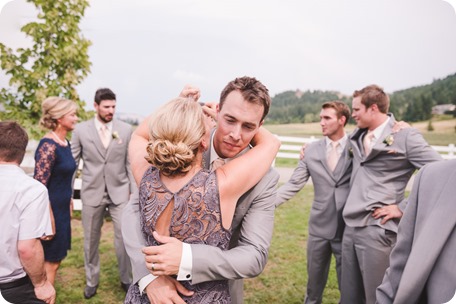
[383,134,394,146]
[112,131,122,144]
[348,147,354,158]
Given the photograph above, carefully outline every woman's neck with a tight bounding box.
[51,129,68,146]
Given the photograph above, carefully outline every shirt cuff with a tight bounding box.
[138,274,157,295]
[176,242,193,281]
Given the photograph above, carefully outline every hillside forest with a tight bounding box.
[267,73,456,124]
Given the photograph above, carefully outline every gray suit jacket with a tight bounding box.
[376,160,456,304]
[276,138,352,240]
[71,118,135,206]
[343,115,442,232]
[122,139,279,303]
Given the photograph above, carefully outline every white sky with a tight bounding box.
[1,0,456,115]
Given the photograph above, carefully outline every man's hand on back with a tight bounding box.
[146,276,193,304]
[143,231,183,276]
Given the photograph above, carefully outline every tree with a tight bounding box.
[0,0,91,138]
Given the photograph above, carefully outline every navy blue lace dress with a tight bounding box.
[125,166,232,304]
[34,138,76,262]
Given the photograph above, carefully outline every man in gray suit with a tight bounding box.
[276,101,352,304]
[341,84,442,304]
[122,77,279,304]
[71,88,134,299]
[376,159,456,304]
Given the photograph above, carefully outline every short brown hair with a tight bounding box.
[94,88,116,105]
[0,121,28,164]
[353,84,390,113]
[322,101,351,126]
[219,76,271,122]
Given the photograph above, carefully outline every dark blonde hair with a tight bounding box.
[353,85,390,114]
[219,76,271,122]
[322,101,351,126]
[40,97,77,130]
[146,97,206,176]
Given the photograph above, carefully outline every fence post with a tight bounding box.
[449,143,455,158]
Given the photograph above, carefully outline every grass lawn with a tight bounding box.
[56,186,336,303]
[56,216,127,303]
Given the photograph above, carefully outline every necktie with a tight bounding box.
[363,131,374,155]
[327,141,340,172]
[100,125,111,148]
[210,158,225,171]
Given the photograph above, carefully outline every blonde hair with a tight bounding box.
[40,96,78,130]
[146,97,206,176]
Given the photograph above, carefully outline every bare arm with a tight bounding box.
[18,239,55,304]
[192,168,279,283]
[129,114,152,186]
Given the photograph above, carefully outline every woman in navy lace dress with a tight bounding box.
[34,97,78,286]
[125,97,280,303]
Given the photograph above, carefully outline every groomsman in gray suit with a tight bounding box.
[122,77,279,304]
[71,88,134,299]
[376,159,456,304]
[341,84,442,304]
[276,101,352,304]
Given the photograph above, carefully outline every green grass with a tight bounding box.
[244,186,340,304]
[56,219,126,303]
[57,186,338,303]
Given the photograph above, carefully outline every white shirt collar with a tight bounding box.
[325,133,348,149]
[369,116,390,141]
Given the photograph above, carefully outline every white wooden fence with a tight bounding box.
[276,135,456,160]
[22,136,456,210]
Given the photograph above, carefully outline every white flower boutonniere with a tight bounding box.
[383,134,394,146]
[112,131,122,144]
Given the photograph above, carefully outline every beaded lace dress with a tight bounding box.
[125,166,232,304]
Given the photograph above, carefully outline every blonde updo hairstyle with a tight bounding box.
[146,97,206,176]
[40,96,78,130]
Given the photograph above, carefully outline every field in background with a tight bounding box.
[266,118,456,167]
[265,118,456,146]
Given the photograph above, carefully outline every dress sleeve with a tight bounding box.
[34,141,57,187]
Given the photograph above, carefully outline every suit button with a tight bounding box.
[335,185,339,188]
[361,163,364,166]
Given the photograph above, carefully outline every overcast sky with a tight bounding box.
[1,0,456,115]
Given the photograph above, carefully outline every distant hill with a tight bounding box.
[267,73,456,124]
[389,73,456,122]
[116,112,145,126]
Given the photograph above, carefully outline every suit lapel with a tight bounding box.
[90,118,107,158]
[317,140,330,175]
[105,120,118,159]
[395,170,456,303]
[365,115,395,161]
[334,144,351,179]
[317,139,338,181]
[203,130,216,170]
[349,128,366,159]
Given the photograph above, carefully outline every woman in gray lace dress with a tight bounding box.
[125,97,280,303]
